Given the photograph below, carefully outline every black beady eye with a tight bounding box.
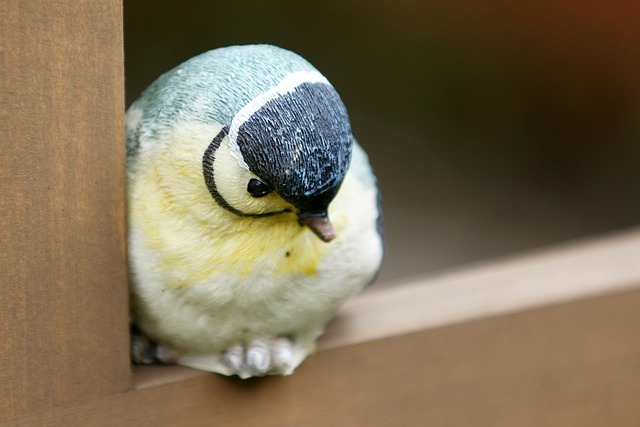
[247,178,272,198]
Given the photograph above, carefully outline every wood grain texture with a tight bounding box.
[0,0,130,419]
[5,289,640,426]
[2,2,640,423]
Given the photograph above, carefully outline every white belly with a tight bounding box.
[128,156,383,364]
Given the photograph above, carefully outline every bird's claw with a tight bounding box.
[222,337,294,379]
[130,328,179,365]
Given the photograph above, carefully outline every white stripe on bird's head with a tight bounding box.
[227,71,331,170]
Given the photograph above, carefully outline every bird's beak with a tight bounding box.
[298,209,336,242]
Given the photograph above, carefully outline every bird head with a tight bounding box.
[203,72,352,242]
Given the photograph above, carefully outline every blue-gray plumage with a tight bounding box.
[127,46,319,157]
[126,44,383,378]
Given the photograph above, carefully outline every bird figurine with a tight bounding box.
[126,44,383,378]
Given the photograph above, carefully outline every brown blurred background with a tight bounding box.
[124,0,640,286]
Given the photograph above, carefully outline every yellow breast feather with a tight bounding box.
[128,123,329,286]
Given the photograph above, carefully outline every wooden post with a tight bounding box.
[0,0,130,419]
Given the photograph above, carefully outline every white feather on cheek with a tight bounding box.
[212,136,290,216]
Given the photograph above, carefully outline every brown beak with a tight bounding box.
[298,209,336,242]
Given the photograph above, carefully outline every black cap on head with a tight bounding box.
[235,82,353,214]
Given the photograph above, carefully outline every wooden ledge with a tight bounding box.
[9,229,640,426]
[320,227,640,350]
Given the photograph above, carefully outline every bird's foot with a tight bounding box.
[221,337,294,379]
[130,327,179,365]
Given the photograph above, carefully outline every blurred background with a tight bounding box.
[124,0,640,287]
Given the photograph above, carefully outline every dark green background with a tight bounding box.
[124,0,640,284]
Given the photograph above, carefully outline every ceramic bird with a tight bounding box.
[126,44,383,378]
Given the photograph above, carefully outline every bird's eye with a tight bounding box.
[247,178,272,198]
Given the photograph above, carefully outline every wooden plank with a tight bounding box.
[0,0,130,419]
[6,289,640,427]
[4,230,640,426]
